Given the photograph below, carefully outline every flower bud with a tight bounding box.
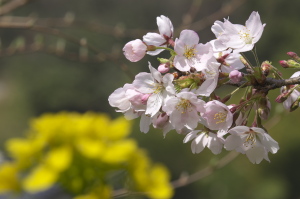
[261,61,272,76]
[123,39,147,62]
[279,59,300,69]
[158,63,170,73]
[287,52,300,62]
[153,112,169,129]
[275,92,289,103]
[229,70,243,83]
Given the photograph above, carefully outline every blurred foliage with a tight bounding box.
[0,0,299,198]
[0,112,173,199]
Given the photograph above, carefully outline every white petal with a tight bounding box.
[224,135,243,151]
[183,130,200,143]
[245,146,265,164]
[140,114,152,133]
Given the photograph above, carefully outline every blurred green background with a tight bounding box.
[0,0,300,198]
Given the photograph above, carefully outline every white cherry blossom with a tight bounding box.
[281,71,300,110]
[183,130,225,154]
[162,91,205,131]
[133,62,175,117]
[224,126,279,164]
[212,11,265,53]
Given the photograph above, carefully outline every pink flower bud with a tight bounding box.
[229,70,243,83]
[279,60,289,68]
[158,63,170,73]
[287,52,300,62]
[153,112,169,129]
[123,39,147,62]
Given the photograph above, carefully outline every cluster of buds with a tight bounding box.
[109,12,284,164]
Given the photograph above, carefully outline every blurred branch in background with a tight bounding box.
[0,0,35,15]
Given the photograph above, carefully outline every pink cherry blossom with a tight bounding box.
[200,100,233,130]
[163,91,205,131]
[123,39,147,62]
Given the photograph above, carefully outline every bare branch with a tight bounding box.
[0,0,35,15]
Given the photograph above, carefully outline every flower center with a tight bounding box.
[213,112,227,124]
[184,46,197,59]
[244,129,256,147]
[239,27,252,44]
[176,98,192,114]
[153,83,164,94]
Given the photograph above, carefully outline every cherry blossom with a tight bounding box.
[143,15,174,56]
[123,39,147,62]
[133,62,175,117]
[224,126,279,164]
[184,130,225,154]
[162,91,205,131]
[200,100,233,130]
[212,11,265,52]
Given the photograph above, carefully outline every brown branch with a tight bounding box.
[0,0,35,15]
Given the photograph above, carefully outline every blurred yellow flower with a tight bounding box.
[0,112,173,199]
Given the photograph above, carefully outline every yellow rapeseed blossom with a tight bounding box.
[0,112,173,199]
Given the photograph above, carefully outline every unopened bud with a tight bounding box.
[261,61,272,76]
[157,58,169,64]
[229,70,243,83]
[287,52,300,62]
[290,96,300,112]
[280,59,300,69]
[153,112,169,129]
[275,92,289,103]
[158,63,170,73]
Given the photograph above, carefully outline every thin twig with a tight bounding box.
[0,0,35,15]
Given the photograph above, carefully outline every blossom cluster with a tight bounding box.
[0,112,173,199]
[109,12,283,164]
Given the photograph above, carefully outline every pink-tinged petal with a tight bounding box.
[245,146,265,164]
[178,30,199,46]
[183,130,200,143]
[140,114,152,133]
[145,94,162,117]
[157,15,173,38]
[224,135,243,150]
